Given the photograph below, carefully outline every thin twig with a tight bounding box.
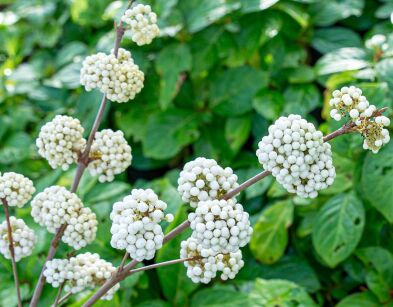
[1,198,22,307]
[125,257,197,276]
[55,291,72,307]
[82,107,389,305]
[117,252,129,273]
[29,20,128,307]
[52,281,66,307]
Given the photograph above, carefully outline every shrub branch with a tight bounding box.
[1,198,22,307]
[29,19,128,307]
[82,106,388,306]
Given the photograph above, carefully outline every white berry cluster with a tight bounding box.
[62,207,97,250]
[0,172,35,207]
[180,237,245,284]
[188,199,252,254]
[110,189,173,261]
[44,253,119,300]
[0,217,36,262]
[121,4,159,46]
[329,86,391,153]
[365,34,387,51]
[88,129,132,183]
[80,48,144,103]
[36,115,86,170]
[31,186,97,249]
[177,157,239,208]
[257,115,336,198]
[180,238,218,283]
[329,86,376,121]
[216,250,244,280]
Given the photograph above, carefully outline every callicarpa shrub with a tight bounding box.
[0,1,391,307]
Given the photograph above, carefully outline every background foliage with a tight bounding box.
[1,0,393,306]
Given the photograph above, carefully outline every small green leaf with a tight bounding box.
[249,279,318,306]
[250,200,293,264]
[225,115,252,153]
[156,44,192,109]
[336,291,381,307]
[361,140,393,222]
[190,286,249,307]
[312,193,365,267]
[311,27,362,54]
[356,247,393,302]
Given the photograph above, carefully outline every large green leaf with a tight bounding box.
[356,247,393,303]
[209,66,269,116]
[361,141,393,222]
[250,200,294,264]
[315,47,369,75]
[336,291,381,307]
[143,108,201,160]
[283,84,321,117]
[179,0,241,33]
[156,44,192,109]
[312,193,365,267]
[190,286,249,307]
[311,27,362,54]
[249,279,317,306]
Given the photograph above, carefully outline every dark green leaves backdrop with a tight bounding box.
[1,0,393,306]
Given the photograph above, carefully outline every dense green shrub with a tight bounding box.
[0,0,393,306]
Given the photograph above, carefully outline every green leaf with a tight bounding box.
[250,200,294,264]
[225,115,252,153]
[336,291,381,307]
[143,108,201,160]
[283,84,321,117]
[249,279,317,306]
[310,0,365,26]
[44,62,82,89]
[210,66,269,116]
[361,140,393,222]
[179,0,241,33]
[253,89,284,121]
[315,47,369,75]
[70,0,112,26]
[312,193,365,267]
[190,286,249,307]
[156,44,192,109]
[241,0,279,13]
[356,247,393,302]
[156,207,197,305]
[376,58,393,86]
[311,27,362,54]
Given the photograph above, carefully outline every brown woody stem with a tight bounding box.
[2,198,22,307]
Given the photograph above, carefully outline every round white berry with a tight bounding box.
[121,4,160,46]
[110,189,173,261]
[0,172,35,207]
[256,114,336,198]
[189,199,252,254]
[80,48,144,103]
[0,217,36,262]
[36,115,86,170]
[178,157,239,208]
[88,129,132,183]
